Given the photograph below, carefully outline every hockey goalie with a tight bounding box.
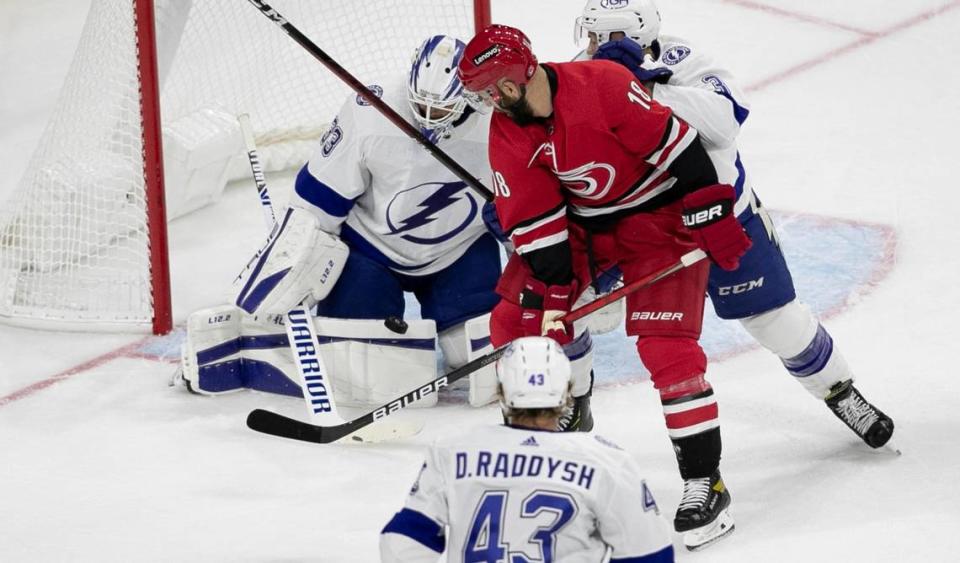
[178,35,503,409]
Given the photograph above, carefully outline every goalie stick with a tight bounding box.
[237,114,348,425]
[246,249,707,444]
[238,114,421,442]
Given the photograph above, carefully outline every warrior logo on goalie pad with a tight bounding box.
[386,181,479,244]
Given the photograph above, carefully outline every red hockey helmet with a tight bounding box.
[457,24,538,103]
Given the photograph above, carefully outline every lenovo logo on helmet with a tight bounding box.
[472,45,501,66]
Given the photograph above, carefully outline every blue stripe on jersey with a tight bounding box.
[731,152,748,214]
[341,223,437,273]
[701,75,750,125]
[727,94,750,125]
[734,153,746,195]
[295,165,356,218]
[611,545,675,562]
[382,508,446,553]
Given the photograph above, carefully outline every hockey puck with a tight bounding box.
[384,316,408,334]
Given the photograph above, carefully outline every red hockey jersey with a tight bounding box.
[489,60,700,256]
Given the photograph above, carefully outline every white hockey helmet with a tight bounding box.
[575,0,662,51]
[497,337,572,409]
[408,35,469,141]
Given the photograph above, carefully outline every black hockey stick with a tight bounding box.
[246,0,493,202]
[246,249,706,444]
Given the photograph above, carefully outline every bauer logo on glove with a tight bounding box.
[682,200,733,228]
[681,185,751,272]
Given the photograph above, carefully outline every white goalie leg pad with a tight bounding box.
[233,205,348,317]
[739,299,853,399]
[439,314,497,407]
[180,304,246,395]
[572,284,625,336]
[565,329,595,398]
[315,317,439,408]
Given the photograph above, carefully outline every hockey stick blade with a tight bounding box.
[246,349,505,444]
[247,408,424,444]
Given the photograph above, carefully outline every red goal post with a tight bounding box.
[0,0,491,335]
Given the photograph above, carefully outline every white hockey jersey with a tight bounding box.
[576,34,755,217]
[292,79,492,277]
[380,425,674,563]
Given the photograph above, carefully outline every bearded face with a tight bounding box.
[496,83,540,126]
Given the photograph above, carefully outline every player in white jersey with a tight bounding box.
[569,0,896,549]
[380,337,675,563]
[179,36,505,408]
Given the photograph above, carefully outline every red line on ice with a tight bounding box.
[721,0,877,36]
[0,337,151,408]
[746,0,960,92]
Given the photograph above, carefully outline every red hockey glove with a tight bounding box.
[682,184,752,271]
[520,279,577,346]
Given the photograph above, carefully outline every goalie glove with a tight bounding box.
[234,206,349,316]
[682,184,751,271]
[520,279,578,346]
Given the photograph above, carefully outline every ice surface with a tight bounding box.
[2,1,959,561]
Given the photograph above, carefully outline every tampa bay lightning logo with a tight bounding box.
[386,181,478,244]
[662,45,691,65]
[356,84,383,106]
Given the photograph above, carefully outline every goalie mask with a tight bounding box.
[575,0,662,53]
[497,337,572,410]
[408,35,469,143]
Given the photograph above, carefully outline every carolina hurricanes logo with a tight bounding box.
[530,142,617,201]
[556,162,616,200]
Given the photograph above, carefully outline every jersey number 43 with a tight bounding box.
[464,490,578,563]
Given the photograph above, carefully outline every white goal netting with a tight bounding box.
[0,0,483,332]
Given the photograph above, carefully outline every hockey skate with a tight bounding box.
[674,471,735,551]
[825,380,895,449]
[558,394,594,432]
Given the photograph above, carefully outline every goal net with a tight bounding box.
[0,0,489,334]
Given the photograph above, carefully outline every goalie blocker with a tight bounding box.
[180,305,499,407]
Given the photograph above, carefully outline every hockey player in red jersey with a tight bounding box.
[458,25,747,550]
